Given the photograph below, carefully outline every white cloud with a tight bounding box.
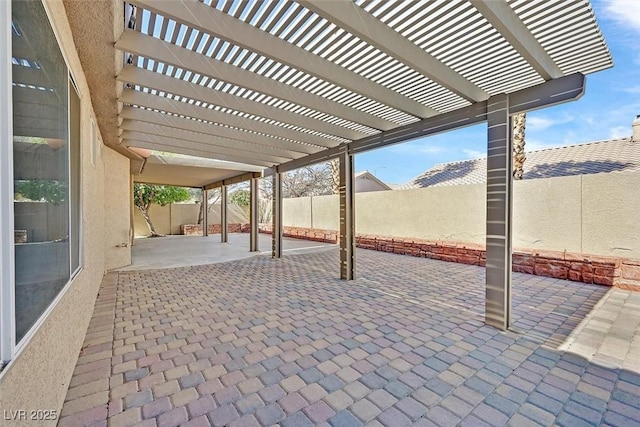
[521,138,553,152]
[462,149,485,159]
[603,0,640,32]
[526,116,555,131]
[622,85,640,94]
[609,126,630,138]
[526,114,574,131]
[390,144,447,155]
[419,146,446,154]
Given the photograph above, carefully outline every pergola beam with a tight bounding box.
[300,0,488,103]
[204,172,262,191]
[277,73,585,173]
[130,0,436,119]
[122,136,275,167]
[117,67,362,142]
[471,0,563,80]
[115,29,398,132]
[118,88,336,149]
[120,106,314,157]
[120,121,295,163]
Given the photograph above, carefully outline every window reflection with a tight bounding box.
[12,0,71,342]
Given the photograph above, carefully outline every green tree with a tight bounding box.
[15,180,67,205]
[229,189,250,206]
[133,183,190,237]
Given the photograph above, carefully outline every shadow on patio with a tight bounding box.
[59,248,640,427]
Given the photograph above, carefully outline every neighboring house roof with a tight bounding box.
[354,171,392,192]
[401,137,640,189]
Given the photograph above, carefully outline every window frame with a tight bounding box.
[0,0,16,366]
[0,0,84,370]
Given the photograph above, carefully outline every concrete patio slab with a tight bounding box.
[61,248,640,426]
[116,234,335,271]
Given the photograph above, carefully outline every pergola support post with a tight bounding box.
[249,177,259,252]
[485,94,513,330]
[202,188,208,237]
[339,146,355,280]
[220,184,228,243]
[272,169,282,258]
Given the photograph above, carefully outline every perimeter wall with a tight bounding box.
[282,171,640,259]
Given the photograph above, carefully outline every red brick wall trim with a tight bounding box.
[179,224,640,290]
[356,233,638,289]
[180,223,336,242]
[256,224,338,244]
[619,259,640,291]
[180,223,249,236]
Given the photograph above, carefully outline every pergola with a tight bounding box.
[68,0,612,330]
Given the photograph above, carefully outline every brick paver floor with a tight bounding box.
[59,248,640,426]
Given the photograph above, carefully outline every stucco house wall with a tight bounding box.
[0,1,131,424]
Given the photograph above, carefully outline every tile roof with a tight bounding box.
[401,137,640,189]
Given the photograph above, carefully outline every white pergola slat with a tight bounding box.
[299,0,488,103]
[121,121,296,163]
[118,90,338,149]
[115,29,398,132]
[117,67,359,141]
[114,0,610,171]
[129,0,438,119]
[120,106,317,156]
[122,134,278,167]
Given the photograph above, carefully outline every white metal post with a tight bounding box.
[202,188,208,237]
[220,184,228,243]
[339,146,355,280]
[272,169,282,258]
[249,177,259,252]
[485,94,513,330]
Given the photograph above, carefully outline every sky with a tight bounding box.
[355,0,640,185]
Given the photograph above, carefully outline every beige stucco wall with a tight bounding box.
[283,197,312,228]
[356,185,487,243]
[103,148,131,270]
[310,194,339,230]
[134,203,251,237]
[513,175,583,252]
[170,204,201,235]
[582,172,640,256]
[0,2,131,425]
[280,172,640,259]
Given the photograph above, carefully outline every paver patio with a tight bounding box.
[59,248,640,427]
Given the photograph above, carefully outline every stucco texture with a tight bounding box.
[278,172,639,259]
[133,203,250,237]
[104,148,132,270]
[0,1,131,425]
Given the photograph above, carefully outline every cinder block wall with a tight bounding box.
[281,171,640,259]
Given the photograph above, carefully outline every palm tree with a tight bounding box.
[330,158,340,194]
[513,112,526,180]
